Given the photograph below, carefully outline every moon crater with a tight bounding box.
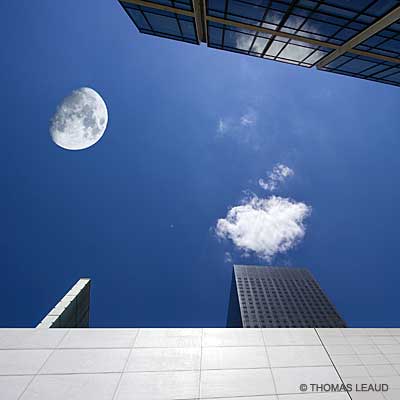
[50,87,108,150]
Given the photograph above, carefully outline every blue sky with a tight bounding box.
[1,0,400,328]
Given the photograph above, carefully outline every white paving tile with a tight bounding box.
[359,354,391,366]
[320,336,349,345]
[0,375,32,400]
[0,329,67,349]
[336,365,369,378]
[325,345,356,355]
[267,346,331,368]
[363,329,391,336]
[345,329,392,337]
[372,376,400,390]
[115,371,199,400]
[348,390,385,400]
[317,329,344,337]
[200,368,275,398]
[346,336,374,345]
[20,373,120,400]
[202,397,277,400]
[366,364,398,377]
[371,337,398,345]
[385,354,400,363]
[134,329,202,348]
[58,328,137,348]
[272,366,342,394]
[342,376,374,383]
[40,348,129,374]
[377,345,400,355]
[383,388,400,400]
[126,347,200,372]
[330,354,362,366]
[393,364,400,374]
[201,346,269,370]
[0,349,52,375]
[203,328,264,347]
[278,394,350,400]
[263,329,320,346]
[352,344,381,355]
[341,329,369,336]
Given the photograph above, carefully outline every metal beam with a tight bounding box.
[348,48,400,65]
[201,0,208,44]
[193,0,206,43]
[317,5,400,69]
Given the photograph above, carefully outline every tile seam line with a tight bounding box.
[202,392,345,399]
[315,328,353,400]
[111,328,140,400]
[197,386,361,399]
[198,328,204,399]
[0,364,351,377]
[17,328,70,400]
[202,397,277,399]
[261,328,278,397]
[131,344,319,348]
[18,346,137,350]
[0,372,122,377]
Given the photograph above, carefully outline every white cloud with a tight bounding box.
[216,195,311,261]
[216,109,257,138]
[224,252,233,264]
[235,33,267,54]
[217,118,229,134]
[234,16,327,64]
[259,163,294,191]
[240,109,257,127]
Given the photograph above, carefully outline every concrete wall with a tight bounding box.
[0,327,399,399]
[36,279,91,329]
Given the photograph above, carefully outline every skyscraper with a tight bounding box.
[118,0,400,87]
[228,264,346,328]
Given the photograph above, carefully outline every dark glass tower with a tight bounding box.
[227,265,346,328]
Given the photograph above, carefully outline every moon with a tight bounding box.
[50,87,108,150]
